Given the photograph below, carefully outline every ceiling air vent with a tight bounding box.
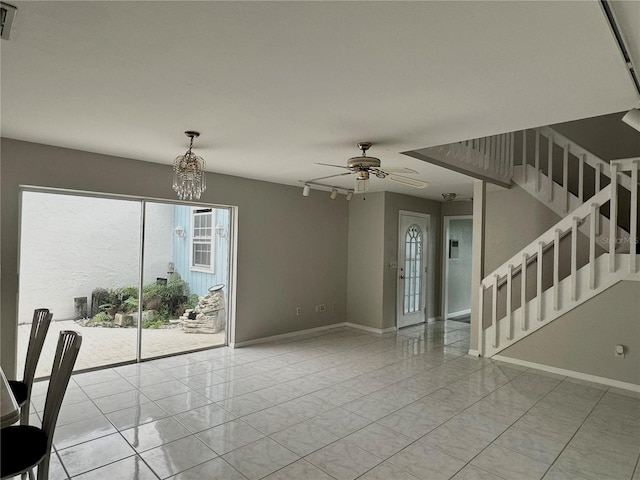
[1,2,17,40]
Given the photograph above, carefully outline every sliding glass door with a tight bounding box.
[140,202,230,359]
[18,190,231,378]
[18,191,141,376]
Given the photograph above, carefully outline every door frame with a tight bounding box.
[442,215,472,320]
[396,210,430,329]
[17,185,237,372]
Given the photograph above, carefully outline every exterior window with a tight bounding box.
[191,208,214,272]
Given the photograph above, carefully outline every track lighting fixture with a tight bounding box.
[300,181,356,200]
[622,108,640,132]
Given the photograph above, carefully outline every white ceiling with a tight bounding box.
[1,1,638,200]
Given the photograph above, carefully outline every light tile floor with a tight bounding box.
[15,320,640,480]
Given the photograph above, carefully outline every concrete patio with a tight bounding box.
[17,320,226,378]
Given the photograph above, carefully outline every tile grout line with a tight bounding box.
[46,322,635,480]
[537,384,608,480]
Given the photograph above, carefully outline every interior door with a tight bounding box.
[397,212,429,328]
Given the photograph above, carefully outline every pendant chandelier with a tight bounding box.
[173,131,206,200]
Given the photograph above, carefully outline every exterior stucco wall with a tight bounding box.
[19,191,172,324]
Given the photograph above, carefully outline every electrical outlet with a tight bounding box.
[615,344,625,358]
[315,304,326,313]
[296,307,302,316]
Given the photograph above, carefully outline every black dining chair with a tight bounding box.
[8,308,52,425]
[1,330,82,480]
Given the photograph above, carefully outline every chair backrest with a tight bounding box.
[40,331,82,449]
[22,309,53,388]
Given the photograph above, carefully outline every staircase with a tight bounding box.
[475,128,639,357]
[512,127,631,253]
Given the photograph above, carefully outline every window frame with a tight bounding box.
[190,208,215,273]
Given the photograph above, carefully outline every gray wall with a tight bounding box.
[484,184,561,274]
[442,201,473,217]
[346,193,385,329]
[551,111,640,161]
[1,139,349,375]
[501,281,640,385]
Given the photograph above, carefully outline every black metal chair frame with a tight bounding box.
[1,330,82,480]
[8,308,52,425]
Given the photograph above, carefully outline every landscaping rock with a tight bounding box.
[178,286,225,334]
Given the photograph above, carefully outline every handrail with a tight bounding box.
[491,224,580,291]
[539,127,632,191]
[481,184,612,288]
[611,157,640,171]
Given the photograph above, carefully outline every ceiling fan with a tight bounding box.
[442,193,472,202]
[315,142,428,192]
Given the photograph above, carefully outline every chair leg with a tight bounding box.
[20,402,31,425]
[36,455,50,480]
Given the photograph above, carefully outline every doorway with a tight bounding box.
[397,211,430,329]
[17,189,235,377]
[442,216,473,322]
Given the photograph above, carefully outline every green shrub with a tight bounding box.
[89,272,196,328]
[142,311,169,329]
[90,311,114,327]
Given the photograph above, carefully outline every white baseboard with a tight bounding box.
[232,322,347,348]
[492,354,640,393]
[468,349,480,357]
[428,316,443,322]
[447,309,471,319]
[345,322,396,334]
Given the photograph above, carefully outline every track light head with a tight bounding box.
[622,108,640,133]
[330,188,338,200]
[346,190,354,201]
[302,184,311,197]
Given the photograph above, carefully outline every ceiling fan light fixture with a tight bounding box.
[302,184,311,197]
[355,170,370,193]
[442,193,458,202]
[330,188,338,200]
[173,131,206,200]
[356,177,368,193]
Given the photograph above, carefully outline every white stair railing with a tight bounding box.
[422,132,515,187]
[518,126,632,210]
[478,157,639,357]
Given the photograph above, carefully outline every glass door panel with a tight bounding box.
[18,191,141,377]
[140,202,229,360]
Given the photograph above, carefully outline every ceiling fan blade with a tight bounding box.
[308,172,353,182]
[315,162,350,170]
[388,174,428,188]
[380,167,418,174]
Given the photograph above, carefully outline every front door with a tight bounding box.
[397,212,429,328]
